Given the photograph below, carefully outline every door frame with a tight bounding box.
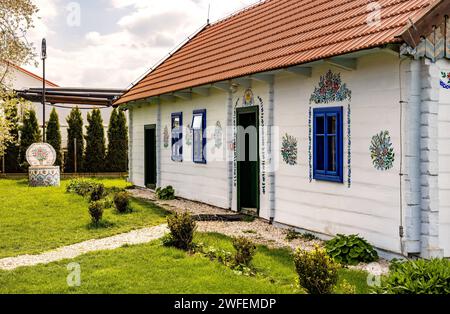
[236,105,260,214]
[144,124,157,189]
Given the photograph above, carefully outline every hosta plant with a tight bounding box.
[325,234,378,265]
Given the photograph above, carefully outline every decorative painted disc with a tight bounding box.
[26,143,57,167]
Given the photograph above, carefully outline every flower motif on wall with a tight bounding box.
[309,70,352,104]
[370,130,395,171]
[31,147,49,165]
[214,121,223,149]
[440,71,450,89]
[243,89,254,106]
[163,125,169,148]
[281,133,298,166]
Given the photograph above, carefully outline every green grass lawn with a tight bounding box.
[0,233,370,294]
[0,178,170,258]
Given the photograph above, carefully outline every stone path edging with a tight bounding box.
[0,224,168,271]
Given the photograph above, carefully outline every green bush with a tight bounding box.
[66,179,96,196]
[232,237,256,267]
[285,228,318,242]
[374,258,450,294]
[325,234,378,265]
[114,192,131,213]
[156,186,175,200]
[88,201,104,224]
[166,212,197,250]
[294,245,340,294]
[89,183,105,202]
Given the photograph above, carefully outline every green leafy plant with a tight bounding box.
[89,183,105,202]
[294,245,340,294]
[166,212,197,250]
[88,201,104,225]
[337,279,356,294]
[114,191,131,213]
[374,258,450,294]
[66,179,97,196]
[285,228,318,242]
[325,234,378,265]
[232,237,256,267]
[155,186,175,200]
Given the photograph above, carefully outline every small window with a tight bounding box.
[313,107,343,183]
[192,109,206,164]
[171,112,183,162]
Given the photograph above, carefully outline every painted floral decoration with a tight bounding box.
[310,70,352,104]
[163,125,169,148]
[281,133,298,166]
[214,121,223,149]
[31,147,49,165]
[440,71,450,89]
[370,130,395,171]
[243,89,254,106]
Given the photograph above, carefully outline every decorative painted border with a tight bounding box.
[308,106,312,182]
[347,103,352,188]
[281,133,298,166]
[258,96,266,195]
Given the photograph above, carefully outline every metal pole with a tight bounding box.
[41,38,47,143]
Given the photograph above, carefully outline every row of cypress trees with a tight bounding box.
[3,106,128,173]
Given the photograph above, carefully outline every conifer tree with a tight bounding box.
[46,108,62,166]
[19,108,41,168]
[106,108,128,172]
[4,103,20,172]
[84,109,106,172]
[65,107,83,173]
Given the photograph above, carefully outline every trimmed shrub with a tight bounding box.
[89,183,105,202]
[166,212,197,250]
[374,258,450,294]
[232,237,256,267]
[66,179,96,196]
[294,245,340,294]
[114,192,131,213]
[88,201,104,224]
[155,186,175,200]
[325,234,378,265]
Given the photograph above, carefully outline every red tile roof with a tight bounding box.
[116,0,433,105]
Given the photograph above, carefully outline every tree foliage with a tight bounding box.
[84,109,106,172]
[0,0,38,88]
[106,108,128,172]
[65,107,83,173]
[46,108,62,166]
[19,108,41,169]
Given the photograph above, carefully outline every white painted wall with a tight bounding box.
[273,53,404,254]
[437,59,450,257]
[128,51,450,256]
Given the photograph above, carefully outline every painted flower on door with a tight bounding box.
[163,125,169,148]
[370,130,395,171]
[440,71,450,89]
[185,123,192,146]
[281,133,298,166]
[309,70,352,104]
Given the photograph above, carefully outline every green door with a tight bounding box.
[236,106,259,215]
[144,125,157,189]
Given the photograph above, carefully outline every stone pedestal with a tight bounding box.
[29,166,60,187]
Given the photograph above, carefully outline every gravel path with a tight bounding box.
[0,224,168,271]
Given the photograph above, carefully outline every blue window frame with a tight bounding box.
[313,106,343,183]
[192,109,206,164]
[171,112,183,162]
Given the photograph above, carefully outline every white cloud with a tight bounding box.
[23,0,260,88]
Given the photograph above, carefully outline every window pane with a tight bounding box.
[316,135,324,170]
[194,130,202,161]
[327,135,336,172]
[172,117,180,130]
[316,116,324,134]
[327,115,336,134]
[192,115,202,130]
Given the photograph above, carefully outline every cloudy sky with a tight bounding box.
[25,0,258,88]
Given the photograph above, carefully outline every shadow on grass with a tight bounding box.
[87,220,115,230]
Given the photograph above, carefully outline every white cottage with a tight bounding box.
[116,0,450,259]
